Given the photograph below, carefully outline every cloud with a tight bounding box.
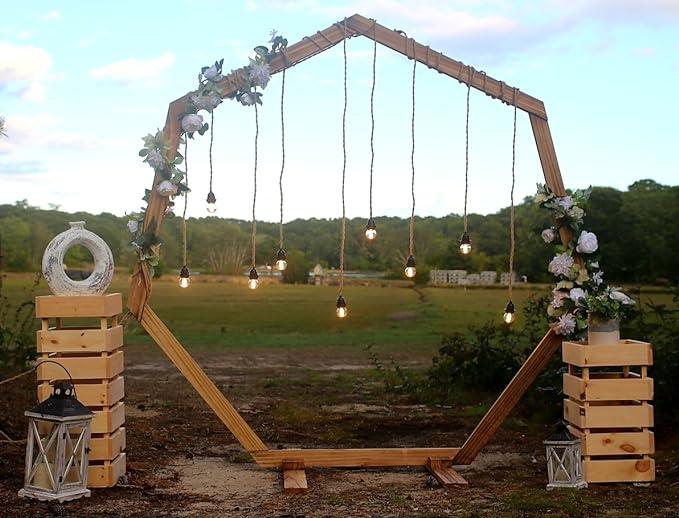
[0,160,47,177]
[90,52,176,84]
[0,41,52,101]
[42,10,61,21]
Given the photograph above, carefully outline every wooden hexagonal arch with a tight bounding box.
[127,14,570,487]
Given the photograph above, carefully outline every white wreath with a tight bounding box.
[42,221,115,296]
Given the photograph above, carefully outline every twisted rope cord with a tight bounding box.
[509,89,518,299]
[463,67,472,233]
[279,69,286,249]
[251,100,259,267]
[339,19,348,294]
[182,139,188,266]
[209,111,214,193]
[368,22,376,220]
[408,36,416,257]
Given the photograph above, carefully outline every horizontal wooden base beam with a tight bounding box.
[254,447,459,468]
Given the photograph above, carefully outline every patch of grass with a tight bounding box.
[502,487,603,516]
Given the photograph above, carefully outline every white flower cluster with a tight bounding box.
[190,91,222,112]
[146,149,166,170]
[239,93,256,106]
[548,253,574,277]
[156,180,178,197]
[181,113,204,134]
[249,63,270,88]
[203,65,222,82]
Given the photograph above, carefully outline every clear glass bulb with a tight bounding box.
[460,243,472,255]
[365,228,377,240]
[207,202,217,214]
[404,266,416,278]
[248,278,259,290]
[336,306,348,318]
[179,277,190,288]
[503,311,515,324]
[275,259,287,271]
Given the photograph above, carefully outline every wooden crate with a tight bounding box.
[38,376,124,407]
[88,453,126,488]
[562,339,655,484]
[90,427,126,462]
[36,293,122,318]
[35,294,126,489]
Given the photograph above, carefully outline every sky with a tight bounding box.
[1,1,678,223]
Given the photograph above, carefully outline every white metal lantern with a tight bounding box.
[19,381,94,503]
[544,421,587,490]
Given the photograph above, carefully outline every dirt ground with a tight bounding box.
[1,344,678,517]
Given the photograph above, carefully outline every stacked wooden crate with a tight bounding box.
[562,339,655,483]
[36,293,126,488]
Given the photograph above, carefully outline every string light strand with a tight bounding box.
[251,99,259,267]
[408,36,416,257]
[339,19,348,294]
[279,69,286,249]
[369,21,376,221]
[209,111,214,193]
[182,139,189,267]
[509,89,518,300]
[463,67,472,233]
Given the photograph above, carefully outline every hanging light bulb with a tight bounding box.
[248,267,259,290]
[404,255,417,278]
[206,191,217,214]
[365,218,377,241]
[275,249,287,271]
[503,300,516,324]
[336,295,348,318]
[459,232,472,255]
[179,265,190,288]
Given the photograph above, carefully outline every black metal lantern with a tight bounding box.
[544,421,587,490]
[19,381,93,502]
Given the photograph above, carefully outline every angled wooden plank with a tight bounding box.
[253,447,459,468]
[456,329,562,465]
[283,460,308,494]
[140,306,267,453]
[529,114,564,196]
[426,458,468,487]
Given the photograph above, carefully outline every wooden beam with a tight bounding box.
[253,447,459,468]
[455,329,562,465]
[530,113,564,196]
[140,306,267,453]
[283,460,308,494]
[426,458,468,488]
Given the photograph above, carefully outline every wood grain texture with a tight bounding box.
[140,306,267,452]
[38,376,125,407]
[455,329,563,465]
[88,453,126,488]
[283,461,308,494]
[529,113,564,196]
[37,325,123,353]
[91,402,125,434]
[562,340,653,367]
[89,427,126,462]
[36,351,124,381]
[563,372,653,402]
[564,399,654,429]
[426,458,468,487]
[36,293,122,318]
[569,427,655,457]
[253,448,460,468]
[583,457,655,483]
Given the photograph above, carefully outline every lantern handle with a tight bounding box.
[35,360,78,400]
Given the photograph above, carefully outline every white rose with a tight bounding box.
[556,196,574,210]
[146,149,166,170]
[190,92,221,112]
[576,230,598,254]
[541,228,557,243]
[569,287,586,304]
[203,65,221,81]
[181,113,204,134]
[610,290,634,305]
[156,180,178,197]
[240,93,255,106]
[127,220,139,233]
[548,253,574,277]
[249,63,271,88]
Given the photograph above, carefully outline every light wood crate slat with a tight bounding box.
[37,325,123,353]
[564,399,654,429]
[91,402,125,435]
[36,293,122,318]
[37,351,124,381]
[583,458,655,483]
[88,453,126,488]
[562,340,652,367]
[568,427,655,456]
[38,376,124,407]
[563,373,653,401]
[89,427,126,462]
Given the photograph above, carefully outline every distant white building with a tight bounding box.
[430,270,449,285]
[500,272,518,285]
[480,271,497,285]
[466,273,481,285]
[449,270,468,285]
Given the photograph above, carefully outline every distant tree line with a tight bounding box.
[0,180,677,284]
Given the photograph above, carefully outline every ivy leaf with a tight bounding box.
[139,149,149,157]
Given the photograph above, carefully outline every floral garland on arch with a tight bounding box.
[127,32,288,276]
[535,184,634,337]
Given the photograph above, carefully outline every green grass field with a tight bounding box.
[2,275,674,352]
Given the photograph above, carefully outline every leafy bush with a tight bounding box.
[0,274,39,375]
[281,250,310,284]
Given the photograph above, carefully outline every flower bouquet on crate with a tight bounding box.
[535,184,634,344]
